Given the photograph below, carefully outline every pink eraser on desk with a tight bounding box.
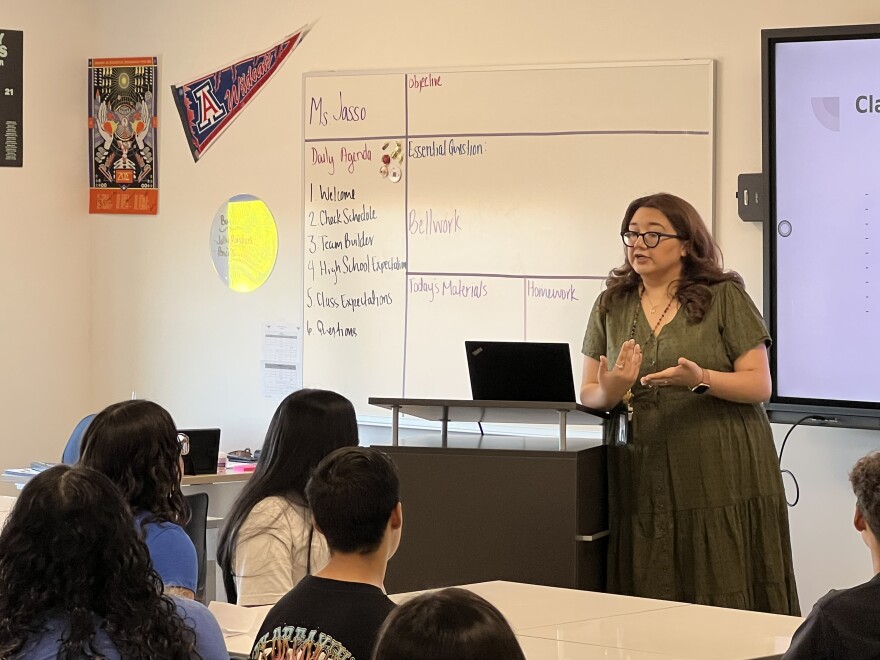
[230,464,256,472]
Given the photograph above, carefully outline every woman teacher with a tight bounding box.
[580,193,799,615]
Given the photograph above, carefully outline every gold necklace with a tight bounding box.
[635,287,676,340]
[643,289,671,315]
[651,298,675,335]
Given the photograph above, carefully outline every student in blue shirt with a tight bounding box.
[0,465,226,659]
[79,399,198,598]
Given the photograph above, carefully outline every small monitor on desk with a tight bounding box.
[465,341,577,402]
[179,428,221,476]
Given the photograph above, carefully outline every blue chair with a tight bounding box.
[61,414,97,464]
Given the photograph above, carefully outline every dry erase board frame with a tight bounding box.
[301,60,715,424]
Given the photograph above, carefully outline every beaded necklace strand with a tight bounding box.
[622,287,677,413]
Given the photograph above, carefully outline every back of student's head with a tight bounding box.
[306,446,399,554]
[79,399,188,525]
[255,389,359,500]
[218,389,359,580]
[372,588,525,660]
[851,451,880,534]
[0,465,195,659]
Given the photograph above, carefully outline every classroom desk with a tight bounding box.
[1,467,253,488]
[212,580,803,660]
[183,469,254,486]
[2,466,252,522]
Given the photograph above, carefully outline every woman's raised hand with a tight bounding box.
[598,339,642,401]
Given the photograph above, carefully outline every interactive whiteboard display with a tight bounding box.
[769,31,880,416]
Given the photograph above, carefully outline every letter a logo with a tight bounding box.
[191,81,227,131]
[171,26,311,161]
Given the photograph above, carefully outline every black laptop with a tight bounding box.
[179,428,221,475]
[465,341,577,402]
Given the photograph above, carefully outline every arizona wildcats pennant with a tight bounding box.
[171,25,310,162]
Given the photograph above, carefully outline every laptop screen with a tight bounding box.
[465,341,577,402]
[179,428,221,475]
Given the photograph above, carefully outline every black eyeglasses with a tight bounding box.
[177,432,190,456]
[620,230,684,248]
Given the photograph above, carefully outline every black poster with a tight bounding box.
[0,30,23,167]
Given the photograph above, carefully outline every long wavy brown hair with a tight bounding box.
[79,400,189,526]
[0,465,198,659]
[600,193,742,322]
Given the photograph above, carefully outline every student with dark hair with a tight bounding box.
[218,388,359,606]
[79,399,198,599]
[0,465,226,659]
[784,451,880,659]
[250,446,401,660]
[372,588,526,660]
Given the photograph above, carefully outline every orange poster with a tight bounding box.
[88,57,158,215]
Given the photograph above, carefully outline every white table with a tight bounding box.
[461,582,800,659]
[213,580,803,659]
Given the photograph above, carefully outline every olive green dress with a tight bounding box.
[582,281,800,615]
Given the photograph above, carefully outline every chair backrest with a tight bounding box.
[61,414,96,464]
[183,492,209,603]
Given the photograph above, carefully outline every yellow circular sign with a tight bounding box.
[210,195,278,292]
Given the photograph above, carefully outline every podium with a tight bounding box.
[369,398,606,450]
[369,398,609,593]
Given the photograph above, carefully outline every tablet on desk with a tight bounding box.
[465,341,577,402]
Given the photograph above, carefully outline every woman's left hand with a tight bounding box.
[640,357,702,389]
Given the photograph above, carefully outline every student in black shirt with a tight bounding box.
[784,451,880,659]
[250,447,402,660]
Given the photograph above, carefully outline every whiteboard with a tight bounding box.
[301,61,714,419]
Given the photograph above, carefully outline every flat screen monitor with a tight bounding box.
[763,23,880,428]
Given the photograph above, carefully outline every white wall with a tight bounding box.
[4,0,880,611]
[0,4,93,478]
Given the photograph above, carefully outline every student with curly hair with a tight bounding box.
[0,465,226,659]
[372,588,525,660]
[784,451,880,659]
[218,389,359,606]
[79,399,198,598]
